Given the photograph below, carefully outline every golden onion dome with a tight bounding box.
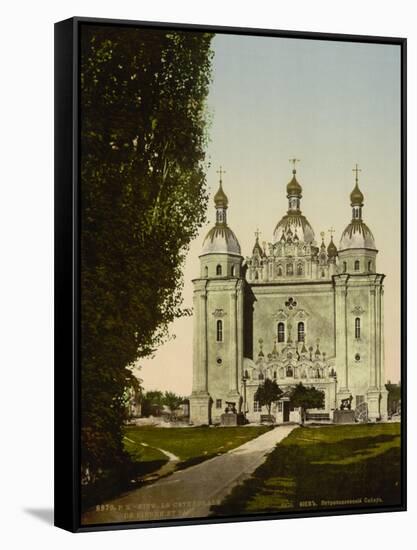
[214,181,228,208]
[350,182,364,206]
[286,170,302,197]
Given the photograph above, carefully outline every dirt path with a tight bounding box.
[82,424,296,525]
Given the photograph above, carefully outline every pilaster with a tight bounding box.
[369,286,377,390]
[228,289,239,398]
[335,275,349,395]
[190,282,210,424]
[236,280,244,406]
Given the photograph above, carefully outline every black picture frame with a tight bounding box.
[54,16,407,533]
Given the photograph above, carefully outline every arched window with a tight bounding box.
[368,260,372,272]
[321,269,325,277]
[277,266,282,276]
[343,261,347,273]
[297,264,303,276]
[231,265,235,277]
[204,266,208,278]
[355,317,361,339]
[297,322,305,342]
[286,264,293,276]
[354,260,360,271]
[216,264,222,276]
[216,320,223,342]
[277,322,285,343]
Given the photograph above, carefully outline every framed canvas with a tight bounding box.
[54,16,407,532]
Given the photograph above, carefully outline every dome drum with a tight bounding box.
[199,253,242,279]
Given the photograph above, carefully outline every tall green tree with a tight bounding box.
[289,383,325,425]
[254,379,283,417]
[163,391,184,418]
[141,390,165,417]
[80,25,214,481]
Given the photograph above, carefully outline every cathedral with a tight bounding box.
[189,163,387,425]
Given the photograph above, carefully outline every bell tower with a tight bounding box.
[190,169,244,425]
[335,165,387,420]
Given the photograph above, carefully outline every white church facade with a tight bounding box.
[189,164,388,425]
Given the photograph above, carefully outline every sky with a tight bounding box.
[139,33,402,395]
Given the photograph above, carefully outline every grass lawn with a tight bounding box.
[123,425,272,471]
[211,423,402,516]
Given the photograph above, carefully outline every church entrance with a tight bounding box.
[283,401,290,422]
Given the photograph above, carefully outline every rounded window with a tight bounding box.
[277,322,285,343]
[297,322,305,342]
[355,317,361,339]
[216,320,223,342]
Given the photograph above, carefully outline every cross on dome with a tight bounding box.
[352,163,361,183]
[213,165,229,210]
[289,158,300,174]
[216,166,226,183]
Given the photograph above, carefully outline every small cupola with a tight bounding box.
[327,235,338,259]
[201,167,241,257]
[252,229,264,258]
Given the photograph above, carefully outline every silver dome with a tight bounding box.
[201,225,241,256]
[339,221,376,250]
[273,213,315,244]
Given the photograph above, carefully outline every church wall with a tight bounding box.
[345,275,385,415]
[250,283,336,360]
[345,280,372,402]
